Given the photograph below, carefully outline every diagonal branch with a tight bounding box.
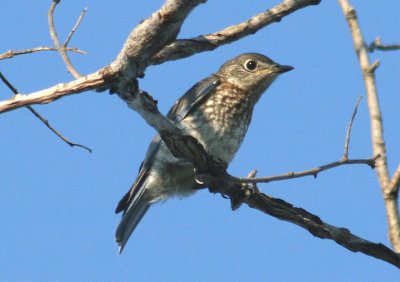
[64,7,88,47]
[150,0,321,65]
[244,190,400,268]
[109,0,208,93]
[338,0,400,252]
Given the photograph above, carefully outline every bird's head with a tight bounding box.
[217,53,293,102]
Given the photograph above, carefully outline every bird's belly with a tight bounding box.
[182,115,247,164]
[145,147,198,201]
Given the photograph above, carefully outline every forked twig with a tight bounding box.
[48,0,85,78]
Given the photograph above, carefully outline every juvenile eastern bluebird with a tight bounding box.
[115,53,293,252]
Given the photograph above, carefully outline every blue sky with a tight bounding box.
[1,0,400,281]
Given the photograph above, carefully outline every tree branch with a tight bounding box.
[244,190,400,268]
[109,0,207,94]
[48,0,83,78]
[0,72,92,153]
[368,37,400,53]
[338,0,400,252]
[388,165,400,197]
[343,96,362,159]
[0,46,85,61]
[64,7,88,47]
[0,70,108,113]
[226,155,379,184]
[150,0,321,65]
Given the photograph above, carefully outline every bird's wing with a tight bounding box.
[114,135,161,214]
[115,75,219,214]
[166,75,220,122]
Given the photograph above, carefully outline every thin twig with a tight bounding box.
[0,72,92,153]
[64,7,88,47]
[343,96,363,160]
[368,37,400,53]
[48,0,82,78]
[226,155,379,184]
[0,47,86,61]
[338,0,400,252]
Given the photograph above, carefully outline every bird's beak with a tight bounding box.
[274,64,294,74]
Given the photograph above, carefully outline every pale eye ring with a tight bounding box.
[244,60,258,71]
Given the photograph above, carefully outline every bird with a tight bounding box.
[115,53,293,253]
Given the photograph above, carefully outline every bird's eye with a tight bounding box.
[244,60,258,71]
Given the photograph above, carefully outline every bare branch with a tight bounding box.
[0,47,85,61]
[27,108,92,153]
[48,0,83,78]
[110,0,208,94]
[226,155,379,184]
[343,96,362,160]
[338,0,400,252]
[151,0,322,65]
[368,37,400,53]
[243,191,400,268]
[0,70,108,113]
[0,72,92,153]
[64,7,88,47]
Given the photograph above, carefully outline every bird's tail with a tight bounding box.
[115,191,151,254]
